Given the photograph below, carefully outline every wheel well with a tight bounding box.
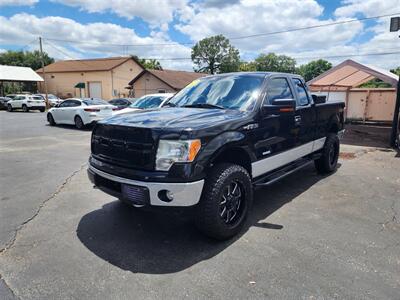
[210,147,252,177]
[329,123,339,133]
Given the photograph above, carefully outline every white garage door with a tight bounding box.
[88,82,102,99]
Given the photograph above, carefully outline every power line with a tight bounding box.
[229,12,400,40]
[42,12,399,47]
[136,51,400,61]
[44,37,400,62]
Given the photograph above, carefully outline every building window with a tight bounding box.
[158,89,166,93]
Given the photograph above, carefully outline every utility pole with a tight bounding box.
[39,37,49,109]
[389,17,400,147]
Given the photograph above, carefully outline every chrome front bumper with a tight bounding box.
[88,165,204,207]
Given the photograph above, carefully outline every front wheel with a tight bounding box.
[195,163,253,240]
[314,133,340,174]
[47,113,56,126]
[74,115,85,129]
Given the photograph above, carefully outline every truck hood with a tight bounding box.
[101,107,250,130]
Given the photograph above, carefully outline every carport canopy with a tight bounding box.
[307,59,398,90]
[0,65,44,82]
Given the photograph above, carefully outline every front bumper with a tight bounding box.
[88,165,204,207]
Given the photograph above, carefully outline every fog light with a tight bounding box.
[158,190,174,202]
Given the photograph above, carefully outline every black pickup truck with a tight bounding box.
[88,72,345,240]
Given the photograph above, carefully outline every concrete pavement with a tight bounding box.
[0,111,399,299]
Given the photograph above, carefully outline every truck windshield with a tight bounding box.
[169,74,264,111]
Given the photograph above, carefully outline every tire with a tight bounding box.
[7,104,13,112]
[22,104,29,112]
[314,133,340,174]
[74,115,85,129]
[47,113,56,126]
[195,163,253,240]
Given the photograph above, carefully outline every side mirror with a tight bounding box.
[312,94,326,104]
[262,98,296,115]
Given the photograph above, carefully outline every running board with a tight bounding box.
[253,157,314,188]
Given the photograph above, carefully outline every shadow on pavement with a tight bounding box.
[77,165,335,274]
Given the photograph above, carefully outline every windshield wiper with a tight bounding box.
[182,103,224,109]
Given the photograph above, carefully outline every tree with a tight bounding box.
[131,55,163,70]
[297,59,332,82]
[0,50,54,70]
[254,53,296,73]
[239,61,257,72]
[191,35,240,74]
[390,67,400,76]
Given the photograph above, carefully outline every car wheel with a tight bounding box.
[22,104,29,112]
[7,104,13,112]
[74,115,85,129]
[47,113,56,126]
[195,163,253,240]
[314,133,340,174]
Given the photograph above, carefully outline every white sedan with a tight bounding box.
[113,93,174,115]
[47,98,116,129]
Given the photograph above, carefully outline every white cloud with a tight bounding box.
[50,0,188,27]
[0,0,37,6]
[176,0,399,69]
[334,0,399,17]
[0,13,193,70]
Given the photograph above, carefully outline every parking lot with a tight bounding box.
[0,111,399,299]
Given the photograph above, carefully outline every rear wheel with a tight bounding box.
[7,104,13,112]
[22,104,29,112]
[74,115,84,129]
[195,163,253,240]
[47,113,56,126]
[314,133,340,174]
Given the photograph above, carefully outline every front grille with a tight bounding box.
[92,124,156,170]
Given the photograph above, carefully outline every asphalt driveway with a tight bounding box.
[0,111,399,299]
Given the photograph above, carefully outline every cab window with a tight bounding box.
[266,78,293,104]
[292,78,309,106]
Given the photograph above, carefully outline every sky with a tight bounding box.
[0,0,399,71]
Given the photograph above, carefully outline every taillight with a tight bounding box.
[84,108,100,112]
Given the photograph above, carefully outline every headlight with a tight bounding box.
[156,139,201,171]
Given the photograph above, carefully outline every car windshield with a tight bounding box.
[129,96,168,109]
[169,74,264,111]
[82,99,108,106]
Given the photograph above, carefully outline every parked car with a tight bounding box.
[5,94,17,100]
[0,97,12,110]
[47,98,116,129]
[7,94,46,112]
[113,93,174,115]
[108,98,137,110]
[35,94,63,107]
[88,72,345,240]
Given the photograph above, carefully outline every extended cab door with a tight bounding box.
[251,76,296,178]
[290,77,317,148]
